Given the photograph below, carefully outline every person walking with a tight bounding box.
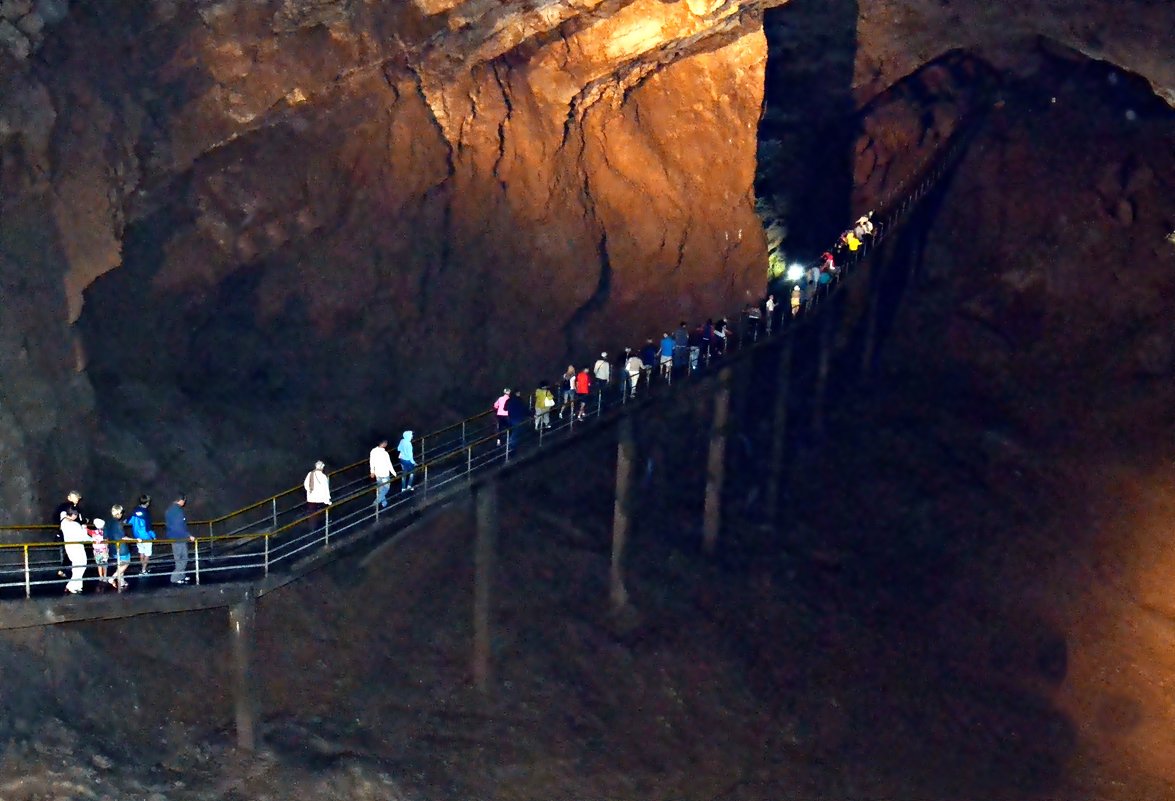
[493,389,512,445]
[790,283,801,317]
[765,294,776,334]
[505,391,528,454]
[559,367,576,420]
[166,494,194,585]
[369,439,397,508]
[659,332,675,381]
[398,431,417,491]
[533,382,554,430]
[130,494,154,576]
[109,505,132,591]
[673,322,689,374]
[593,352,611,398]
[304,460,332,531]
[624,349,643,398]
[60,507,91,594]
[574,366,592,421]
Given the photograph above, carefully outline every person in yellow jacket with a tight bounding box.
[533,382,555,430]
[790,284,801,317]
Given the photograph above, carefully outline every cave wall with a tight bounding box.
[0,0,771,515]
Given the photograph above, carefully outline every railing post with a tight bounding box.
[263,534,270,577]
[596,391,602,418]
[228,593,258,751]
[208,521,214,560]
[422,464,429,499]
[270,498,277,530]
[461,420,467,446]
[702,366,733,556]
[23,545,30,599]
[611,416,635,611]
[194,538,201,585]
[473,481,498,693]
[467,444,473,477]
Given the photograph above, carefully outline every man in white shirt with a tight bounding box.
[593,352,611,400]
[304,460,332,532]
[624,350,643,398]
[369,440,397,508]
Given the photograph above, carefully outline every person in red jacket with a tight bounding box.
[574,368,592,421]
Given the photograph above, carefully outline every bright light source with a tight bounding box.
[786,263,805,282]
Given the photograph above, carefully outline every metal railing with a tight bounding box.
[0,103,985,600]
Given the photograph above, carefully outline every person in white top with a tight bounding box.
[369,440,397,509]
[60,507,91,594]
[593,352,611,386]
[304,460,332,531]
[765,294,776,334]
[624,350,643,398]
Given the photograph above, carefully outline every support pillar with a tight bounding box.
[860,263,882,378]
[811,309,834,437]
[610,416,636,611]
[765,334,793,526]
[228,593,257,751]
[473,480,498,693]
[702,367,733,556]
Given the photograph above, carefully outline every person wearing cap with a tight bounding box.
[397,431,416,492]
[109,505,132,591]
[60,507,91,595]
[593,352,611,390]
[369,439,397,508]
[165,494,194,585]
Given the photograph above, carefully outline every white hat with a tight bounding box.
[601,351,607,358]
[93,518,105,529]
[314,460,325,470]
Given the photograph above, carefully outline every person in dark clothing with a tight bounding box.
[52,490,87,578]
[505,391,529,454]
[165,494,193,585]
[673,322,690,374]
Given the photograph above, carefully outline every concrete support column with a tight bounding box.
[473,480,498,693]
[812,309,835,437]
[610,415,636,611]
[228,593,257,751]
[765,334,794,526]
[702,367,733,556]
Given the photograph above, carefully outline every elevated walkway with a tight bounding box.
[0,100,988,749]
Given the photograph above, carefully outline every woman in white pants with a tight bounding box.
[60,508,92,594]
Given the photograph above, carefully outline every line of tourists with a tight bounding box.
[42,208,881,599]
[51,489,193,594]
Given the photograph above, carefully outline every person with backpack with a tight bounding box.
[624,349,643,398]
[129,494,155,576]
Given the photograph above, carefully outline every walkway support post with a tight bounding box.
[812,307,835,437]
[765,334,794,525]
[228,593,258,751]
[702,367,733,556]
[473,480,498,693]
[610,416,636,611]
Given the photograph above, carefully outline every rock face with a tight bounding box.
[0,0,1172,516]
[1,0,772,514]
